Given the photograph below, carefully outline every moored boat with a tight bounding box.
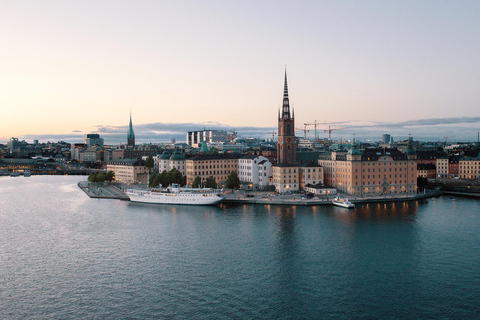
[332,197,355,208]
[24,170,31,177]
[10,172,20,177]
[126,183,224,206]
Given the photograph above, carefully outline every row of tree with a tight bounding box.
[149,168,185,188]
[88,171,115,183]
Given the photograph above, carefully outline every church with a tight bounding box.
[272,70,301,193]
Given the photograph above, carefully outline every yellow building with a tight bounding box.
[185,154,242,187]
[318,141,417,196]
[459,157,480,179]
[272,164,299,193]
[106,159,150,184]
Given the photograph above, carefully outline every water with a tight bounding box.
[1,176,479,319]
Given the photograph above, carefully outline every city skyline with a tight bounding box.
[1,1,479,143]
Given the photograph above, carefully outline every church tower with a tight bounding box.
[127,112,135,148]
[277,70,296,164]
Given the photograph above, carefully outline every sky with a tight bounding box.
[1,0,479,144]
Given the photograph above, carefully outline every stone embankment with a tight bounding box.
[78,181,443,205]
[78,181,129,200]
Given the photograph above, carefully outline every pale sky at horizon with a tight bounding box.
[1,0,479,143]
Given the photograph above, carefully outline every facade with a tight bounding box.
[156,150,187,176]
[106,159,150,184]
[272,164,299,193]
[185,154,242,187]
[83,147,103,163]
[238,155,272,189]
[186,130,229,148]
[304,184,337,196]
[298,161,323,190]
[459,157,480,179]
[436,155,461,178]
[417,163,436,178]
[84,134,104,147]
[319,142,417,196]
[436,156,449,178]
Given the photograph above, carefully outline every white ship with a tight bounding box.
[126,184,225,206]
[332,197,355,208]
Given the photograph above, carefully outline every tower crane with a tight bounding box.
[324,125,349,140]
[228,128,238,143]
[270,130,277,142]
[295,124,310,139]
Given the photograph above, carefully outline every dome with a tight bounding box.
[159,150,171,160]
[169,150,185,161]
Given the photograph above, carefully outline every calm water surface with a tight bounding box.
[1,176,479,319]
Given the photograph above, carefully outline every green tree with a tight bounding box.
[145,155,154,170]
[149,173,159,188]
[192,176,202,188]
[158,170,169,187]
[226,172,240,190]
[204,176,217,188]
[105,171,115,182]
[167,168,184,186]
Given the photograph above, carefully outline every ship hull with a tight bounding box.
[126,190,224,206]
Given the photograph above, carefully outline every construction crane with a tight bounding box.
[305,121,343,140]
[295,124,310,139]
[324,125,349,140]
[270,130,277,142]
[228,129,238,143]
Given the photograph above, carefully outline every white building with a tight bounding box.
[154,150,187,176]
[238,155,272,189]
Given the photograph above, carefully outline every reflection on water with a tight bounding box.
[1,177,480,319]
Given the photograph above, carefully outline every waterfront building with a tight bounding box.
[155,150,187,176]
[83,134,104,147]
[436,155,461,178]
[304,183,337,196]
[459,157,480,180]
[106,159,150,184]
[70,143,87,161]
[158,150,171,172]
[298,161,323,190]
[185,154,242,187]
[417,163,436,178]
[318,140,417,196]
[127,112,135,148]
[238,155,272,189]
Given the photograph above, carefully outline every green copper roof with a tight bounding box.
[159,150,171,159]
[169,150,185,161]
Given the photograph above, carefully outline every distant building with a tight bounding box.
[186,130,228,148]
[298,161,323,190]
[83,146,103,163]
[83,133,104,147]
[417,163,436,178]
[382,134,391,144]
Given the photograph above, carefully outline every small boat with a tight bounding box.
[10,172,20,177]
[126,183,225,206]
[332,197,355,208]
[24,170,31,177]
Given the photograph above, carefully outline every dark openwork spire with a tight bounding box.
[282,69,291,119]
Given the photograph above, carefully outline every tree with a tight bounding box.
[158,170,169,187]
[417,177,428,192]
[204,176,217,188]
[149,173,160,188]
[105,171,115,182]
[226,172,240,190]
[192,176,202,188]
[167,168,184,186]
[145,155,154,170]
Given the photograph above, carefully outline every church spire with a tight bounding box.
[282,69,291,119]
[127,111,135,148]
